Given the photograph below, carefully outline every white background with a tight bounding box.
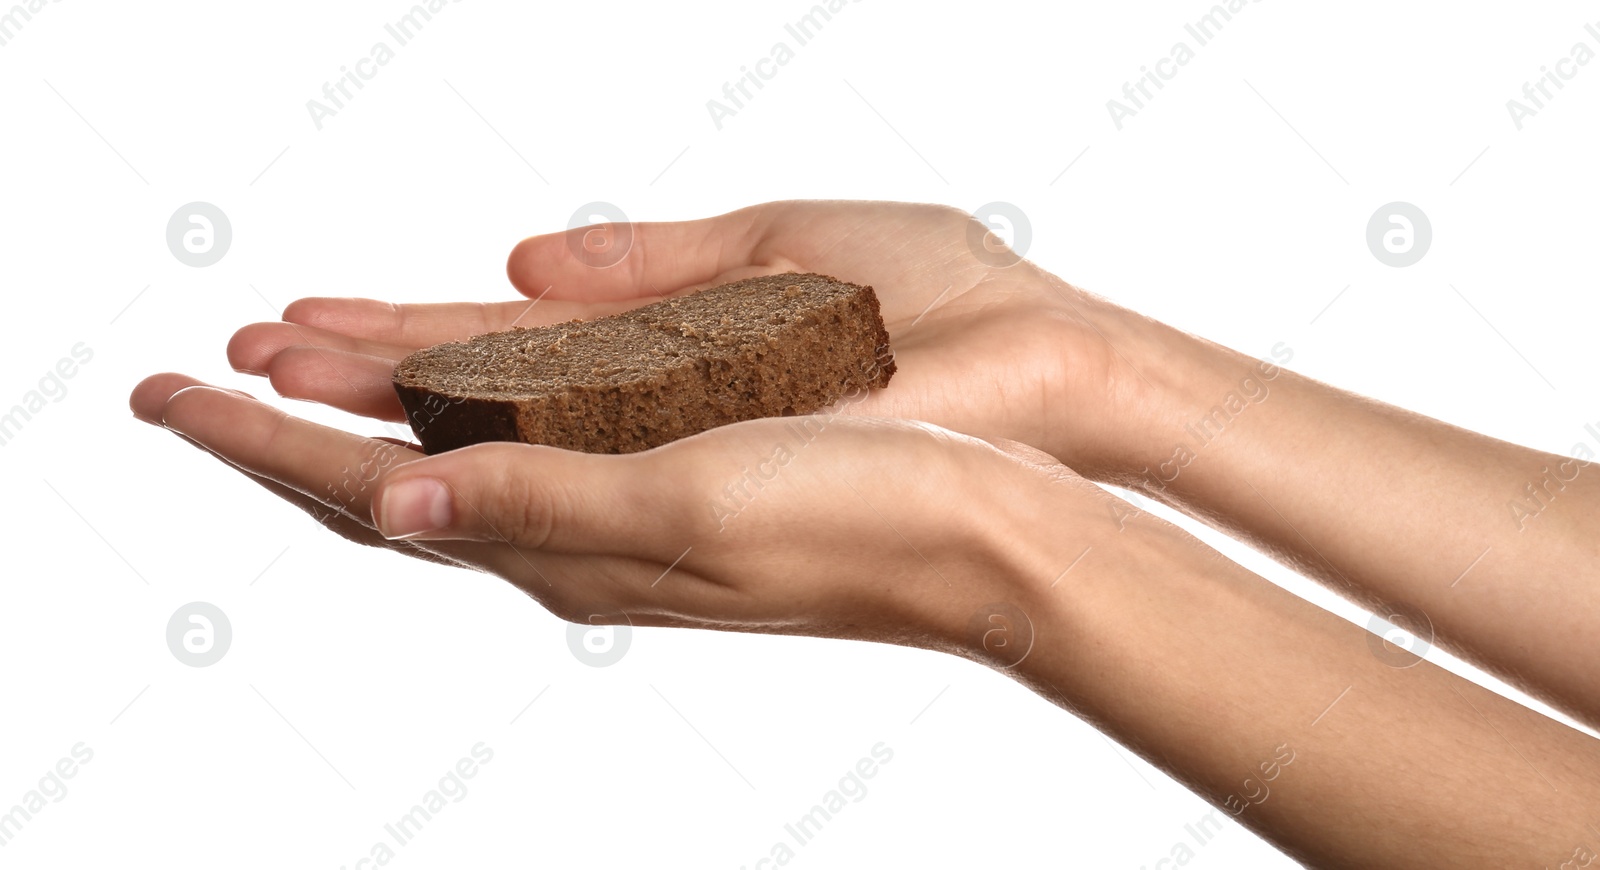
[2,1,1597,867]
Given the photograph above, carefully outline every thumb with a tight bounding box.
[370,442,671,554]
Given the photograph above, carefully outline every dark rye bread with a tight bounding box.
[392,272,895,454]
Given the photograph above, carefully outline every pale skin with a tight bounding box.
[134,200,1600,867]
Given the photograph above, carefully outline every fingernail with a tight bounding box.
[376,477,453,539]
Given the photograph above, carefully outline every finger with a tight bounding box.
[131,372,256,424]
[265,346,408,422]
[506,204,780,301]
[158,384,421,520]
[138,378,487,571]
[189,429,454,563]
[228,320,413,376]
[278,297,643,348]
[369,441,675,555]
[152,391,496,569]
[246,469,476,571]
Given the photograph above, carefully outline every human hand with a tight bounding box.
[129,370,1600,869]
[129,371,1116,656]
[227,200,1172,475]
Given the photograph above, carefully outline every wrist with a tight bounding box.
[1024,273,1177,476]
[933,453,1198,672]
[1104,332,1297,500]
[1033,274,1287,486]
[968,468,1241,704]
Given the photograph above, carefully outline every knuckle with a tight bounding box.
[472,444,556,546]
[647,450,717,540]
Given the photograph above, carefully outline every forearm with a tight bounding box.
[985,491,1600,868]
[1061,297,1600,725]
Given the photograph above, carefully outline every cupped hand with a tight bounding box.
[131,372,1117,655]
[228,200,1166,473]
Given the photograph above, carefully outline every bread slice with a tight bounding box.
[392,272,895,454]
